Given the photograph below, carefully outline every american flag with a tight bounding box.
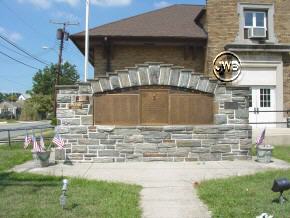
[39,135,46,151]
[32,136,44,152]
[52,134,65,149]
[24,134,32,149]
[256,128,266,146]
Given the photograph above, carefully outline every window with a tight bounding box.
[260,89,271,107]
[244,11,266,28]
[237,3,276,42]
[249,91,252,108]
[244,11,267,39]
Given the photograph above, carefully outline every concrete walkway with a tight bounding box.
[13,159,290,218]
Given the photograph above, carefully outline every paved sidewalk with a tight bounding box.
[13,159,290,218]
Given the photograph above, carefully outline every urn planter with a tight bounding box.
[256,145,274,163]
[32,151,51,167]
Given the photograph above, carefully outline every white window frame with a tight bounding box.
[244,11,267,29]
[236,3,277,43]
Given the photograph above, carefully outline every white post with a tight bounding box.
[84,0,90,82]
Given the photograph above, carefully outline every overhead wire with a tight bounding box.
[0,75,28,88]
[0,0,59,55]
[0,41,31,59]
[0,50,40,70]
[0,34,49,66]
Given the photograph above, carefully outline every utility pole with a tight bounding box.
[50,21,79,118]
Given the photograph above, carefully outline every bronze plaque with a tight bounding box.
[169,94,213,124]
[93,88,213,126]
[76,96,89,103]
[94,94,139,125]
[69,102,82,109]
[141,90,168,125]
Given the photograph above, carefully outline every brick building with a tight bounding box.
[55,1,289,162]
[71,1,290,128]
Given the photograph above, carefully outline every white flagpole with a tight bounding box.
[84,0,90,82]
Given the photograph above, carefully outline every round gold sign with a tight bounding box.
[213,51,241,82]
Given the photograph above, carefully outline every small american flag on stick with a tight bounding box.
[39,135,46,151]
[52,134,65,149]
[32,136,44,152]
[24,134,32,149]
[256,128,266,146]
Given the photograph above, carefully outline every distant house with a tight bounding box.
[0,101,22,119]
[18,94,31,101]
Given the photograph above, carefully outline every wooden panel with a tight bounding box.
[169,94,213,125]
[113,94,139,125]
[94,94,139,125]
[94,95,114,124]
[141,90,168,125]
[94,88,213,126]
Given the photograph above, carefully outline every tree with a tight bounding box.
[21,62,79,120]
[32,61,79,95]
[0,93,4,102]
[20,94,53,121]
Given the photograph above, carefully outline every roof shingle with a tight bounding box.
[72,4,206,39]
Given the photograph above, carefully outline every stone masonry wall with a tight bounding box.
[56,63,251,162]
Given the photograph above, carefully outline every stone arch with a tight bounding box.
[90,62,219,95]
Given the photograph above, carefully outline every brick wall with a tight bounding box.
[93,44,205,76]
[206,0,290,109]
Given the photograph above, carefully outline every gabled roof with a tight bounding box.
[18,93,31,100]
[0,101,20,109]
[71,4,207,39]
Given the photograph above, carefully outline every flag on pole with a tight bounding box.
[39,135,46,151]
[24,134,32,149]
[256,128,266,146]
[52,134,65,149]
[32,136,44,152]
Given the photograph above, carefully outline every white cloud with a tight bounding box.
[55,0,80,7]
[0,27,22,42]
[153,1,171,9]
[18,0,131,8]
[17,0,52,9]
[17,0,80,9]
[52,11,80,22]
[91,0,132,7]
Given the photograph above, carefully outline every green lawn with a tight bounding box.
[0,172,141,218]
[273,145,290,163]
[0,143,142,218]
[198,169,290,218]
[0,142,32,172]
[197,145,290,218]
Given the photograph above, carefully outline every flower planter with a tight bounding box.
[32,151,51,167]
[256,145,273,163]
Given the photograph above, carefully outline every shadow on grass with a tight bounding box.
[63,203,80,211]
[0,172,61,192]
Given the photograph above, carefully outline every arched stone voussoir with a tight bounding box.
[91,63,219,94]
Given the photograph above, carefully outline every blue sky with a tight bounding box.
[0,0,205,93]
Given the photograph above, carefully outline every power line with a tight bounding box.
[0,75,28,88]
[0,34,49,66]
[1,0,58,56]
[1,1,47,39]
[0,41,31,59]
[0,50,39,70]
